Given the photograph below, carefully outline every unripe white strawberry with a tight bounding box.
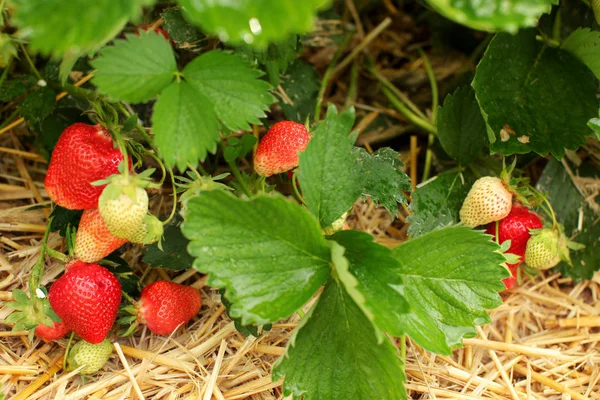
[99,184,148,239]
[66,339,113,374]
[460,176,513,227]
[525,228,560,270]
[129,214,164,244]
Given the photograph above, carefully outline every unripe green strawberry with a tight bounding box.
[525,229,560,270]
[99,184,148,239]
[460,176,513,227]
[129,214,163,245]
[67,339,113,374]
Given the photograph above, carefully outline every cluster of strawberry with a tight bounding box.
[460,176,573,290]
[35,123,201,372]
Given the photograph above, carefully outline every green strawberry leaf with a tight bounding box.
[10,0,155,56]
[91,32,177,103]
[19,86,56,124]
[406,171,473,238]
[219,288,272,337]
[161,7,207,50]
[298,105,363,228]
[390,226,508,354]
[536,158,600,280]
[49,206,83,237]
[472,30,599,159]
[181,191,331,325]
[437,86,488,165]
[178,0,330,48]
[354,147,411,217]
[152,80,218,171]
[143,215,195,271]
[0,75,37,102]
[425,0,556,33]
[562,28,600,80]
[272,277,406,400]
[329,230,410,337]
[280,60,320,122]
[183,50,275,132]
[237,35,301,86]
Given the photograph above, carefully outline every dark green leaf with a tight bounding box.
[179,0,330,48]
[391,226,507,354]
[161,7,207,50]
[272,278,406,400]
[91,32,177,103]
[152,80,219,171]
[143,215,195,271]
[183,50,275,131]
[103,254,140,297]
[472,30,599,159]
[536,158,600,280]
[298,105,363,228]
[562,28,600,80]
[50,206,83,236]
[238,35,301,86]
[425,0,556,33]
[19,86,56,124]
[437,86,488,164]
[0,75,37,102]
[281,60,320,122]
[181,191,331,325]
[330,230,410,337]
[407,171,473,237]
[354,147,411,217]
[10,0,155,56]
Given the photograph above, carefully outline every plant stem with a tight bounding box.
[19,44,42,81]
[60,83,99,101]
[28,216,54,299]
[421,133,435,182]
[113,102,155,149]
[291,169,306,206]
[148,152,167,185]
[0,57,12,87]
[381,87,437,135]
[163,168,178,226]
[0,109,19,130]
[111,128,130,179]
[221,144,252,197]
[315,32,353,121]
[418,48,439,125]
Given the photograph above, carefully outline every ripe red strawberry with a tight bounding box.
[34,320,71,341]
[75,209,128,263]
[460,176,513,227]
[48,261,121,343]
[503,264,518,290]
[486,205,543,261]
[137,281,202,335]
[44,123,125,210]
[254,121,310,177]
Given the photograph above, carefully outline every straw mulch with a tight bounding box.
[1,126,600,400]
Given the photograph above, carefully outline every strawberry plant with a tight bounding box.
[1,0,599,397]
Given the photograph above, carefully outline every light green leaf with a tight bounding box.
[298,105,363,228]
[183,51,275,131]
[473,30,599,159]
[281,60,320,122]
[330,230,410,338]
[354,147,411,217]
[179,0,330,48]
[181,191,331,325]
[425,0,556,33]
[437,86,488,164]
[91,32,177,103]
[407,171,473,237]
[152,80,218,170]
[562,28,600,80]
[10,0,155,56]
[391,226,507,354]
[273,278,406,400]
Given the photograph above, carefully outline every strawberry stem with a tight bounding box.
[28,215,54,300]
[111,128,130,180]
[220,143,253,197]
[162,168,178,226]
[418,48,439,125]
[291,169,307,206]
